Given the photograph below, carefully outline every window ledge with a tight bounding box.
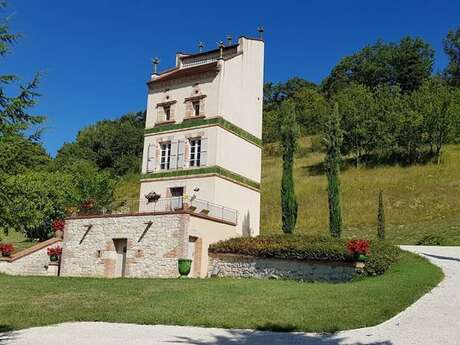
[156,100,177,108]
[183,115,206,121]
[184,94,207,102]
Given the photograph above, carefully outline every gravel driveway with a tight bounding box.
[1,246,459,345]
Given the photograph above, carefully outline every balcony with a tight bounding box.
[68,196,238,225]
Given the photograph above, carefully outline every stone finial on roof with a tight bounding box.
[226,35,233,46]
[152,57,160,75]
[257,26,264,40]
[218,41,225,59]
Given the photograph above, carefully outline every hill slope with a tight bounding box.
[116,140,460,245]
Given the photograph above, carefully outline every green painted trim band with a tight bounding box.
[141,165,260,190]
[144,117,262,147]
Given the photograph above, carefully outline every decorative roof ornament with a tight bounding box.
[198,41,204,53]
[226,35,233,46]
[152,57,160,75]
[257,26,264,40]
[218,41,225,59]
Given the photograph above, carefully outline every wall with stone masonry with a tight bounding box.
[208,253,361,282]
[0,238,62,276]
[61,213,190,278]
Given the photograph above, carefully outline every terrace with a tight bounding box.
[68,196,238,225]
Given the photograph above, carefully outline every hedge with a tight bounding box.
[144,116,262,147]
[141,165,261,190]
[209,235,402,276]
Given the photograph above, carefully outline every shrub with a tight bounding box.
[347,239,370,256]
[0,243,14,257]
[210,235,401,276]
[363,242,402,276]
[51,219,65,232]
[416,235,447,246]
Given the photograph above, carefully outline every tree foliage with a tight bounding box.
[263,77,317,143]
[0,135,50,174]
[443,25,460,87]
[0,2,44,139]
[322,37,434,95]
[324,104,343,238]
[54,111,145,176]
[0,172,76,240]
[280,100,299,234]
[407,78,460,161]
[0,165,114,240]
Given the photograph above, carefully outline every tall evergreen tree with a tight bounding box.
[377,190,385,240]
[324,103,343,238]
[280,100,299,234]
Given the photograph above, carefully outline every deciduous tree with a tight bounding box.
[443,25,460,87]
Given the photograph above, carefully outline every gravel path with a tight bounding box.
[1,246,459,345]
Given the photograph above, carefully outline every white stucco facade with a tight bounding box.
[140,36,264,236]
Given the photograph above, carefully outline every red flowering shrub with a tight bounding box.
[47,246,63,257]
[0,243,14,257]
[347,239,370,256]
[51,219,65,232]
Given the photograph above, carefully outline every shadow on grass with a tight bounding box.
[173,326,394,345]
[303,151,439,177]
[422,253,460,262]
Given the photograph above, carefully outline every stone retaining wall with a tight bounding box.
[0,238,62,276]
[208,253,362,282]
[61,213,189,278]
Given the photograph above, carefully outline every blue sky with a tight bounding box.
[4,0,460,156]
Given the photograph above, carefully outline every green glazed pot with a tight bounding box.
[50,255,59,262]
[178,258,192,277]
[356,254,368,262]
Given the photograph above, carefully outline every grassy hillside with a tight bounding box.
[115,139,460,245]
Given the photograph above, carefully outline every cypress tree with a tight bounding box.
[280,100,299,234]
[377,190,385,240]
[325,103,343,238]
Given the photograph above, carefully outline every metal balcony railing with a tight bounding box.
[70,196,238,225]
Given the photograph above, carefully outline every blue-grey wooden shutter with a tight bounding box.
[177,140,185,168]
[170,140,178,170]
[200,137,207,166]
[146,143,156,172]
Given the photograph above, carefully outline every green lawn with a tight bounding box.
[0,251,442,332]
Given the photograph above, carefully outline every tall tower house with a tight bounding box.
[140,36,264,236]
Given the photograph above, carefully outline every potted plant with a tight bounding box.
[47,246,63,262]
[0,243,14,258]
[51,219,65,239]
[178,258,192,277]
[145,192,161,204]
[346,239,370,262]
